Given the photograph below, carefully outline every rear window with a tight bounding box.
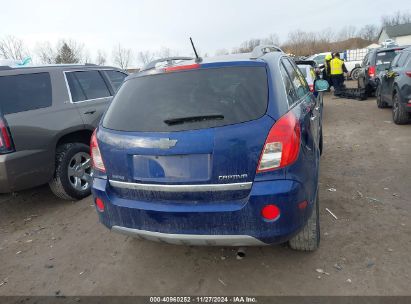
[0,72,52,115]
[375,50,402,72]
[103,66,268,132]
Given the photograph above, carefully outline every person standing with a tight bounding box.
[321,53,333,90]
[329,53,348,96]
[323,53,332,80]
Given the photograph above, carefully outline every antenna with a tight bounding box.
[190,37,202,63]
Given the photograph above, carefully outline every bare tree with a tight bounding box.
[112,44,133,70]
[0,35,29,60]
[358,24,379,41]
[95,50,107,65]
[35,41,56,64]
[232,38,262,53]
[382,11,411,27]
[317,28,335,44]
[283,30,318,55]
[157,47,178,58]
[138,50,156,66]
[137,47,180,66]
[262,33,280,46]
[338,25,357,41]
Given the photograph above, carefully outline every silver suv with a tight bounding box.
[0,64,127,200]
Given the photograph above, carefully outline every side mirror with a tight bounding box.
[315,79,329,92]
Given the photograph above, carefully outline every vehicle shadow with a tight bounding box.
[94,236,319,294]
[0,185,77,230]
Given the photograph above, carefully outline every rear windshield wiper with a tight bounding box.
[164,114,224,126]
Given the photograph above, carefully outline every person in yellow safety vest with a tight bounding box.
[322,53,333,87]
[329,53,348,96]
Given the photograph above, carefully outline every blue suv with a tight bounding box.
[91,46,324,251]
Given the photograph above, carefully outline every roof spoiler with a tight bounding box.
[141,57,194,72]
[250,45,284,59]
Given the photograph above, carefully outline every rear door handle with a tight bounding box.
[310,116,317,121]
[84,110,96,115]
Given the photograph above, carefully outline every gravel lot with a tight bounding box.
[0,92,410,296]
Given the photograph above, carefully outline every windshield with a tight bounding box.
[103,66,268,132]
[376,50,402,72]
[314,55,326,64]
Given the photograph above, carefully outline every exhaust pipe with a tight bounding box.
[236,247,246,259]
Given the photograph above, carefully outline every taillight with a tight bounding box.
[405,72,411,77]
[257,111,301,173]
[90,129,106,172]
[0,118,14,154]
[95,198,105,212]
[368,66,376,78]
[165,64,200,72]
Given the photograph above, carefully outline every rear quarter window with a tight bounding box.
[0,72,52,114]
[282,58,309,101]
[66,70,111,102]
[103,66,268,132]
[104,70,127,92]
[397,53,410,67]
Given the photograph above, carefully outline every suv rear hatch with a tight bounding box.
[374,48,404,74]
[98,63,273,203]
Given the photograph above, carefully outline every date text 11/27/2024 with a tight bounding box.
[149,296,258,303]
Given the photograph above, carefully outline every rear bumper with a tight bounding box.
[112,226,266,246]
[92,178,316,246]
[0,150,52,193]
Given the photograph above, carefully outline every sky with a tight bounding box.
[1,0,411,66]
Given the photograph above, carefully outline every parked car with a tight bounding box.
[376,47,411,124]
[0,64,127,199]
[306,52,331,66]
[91,47,327,251]
[358,46,406,96]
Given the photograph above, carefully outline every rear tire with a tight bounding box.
[49,143,92,200]
[289,192,320,251]
[351,68,360,80]
[392,92,410,125]
[376,84,388,108]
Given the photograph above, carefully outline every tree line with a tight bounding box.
[1,11,410,69]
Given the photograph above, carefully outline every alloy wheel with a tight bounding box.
[67,152,92,191]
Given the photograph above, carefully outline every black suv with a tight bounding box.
[358,46,406,96]
[376,47,411,124]
[0,64,127,199]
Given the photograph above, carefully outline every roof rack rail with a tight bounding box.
[0,66,12,71]
[250,45,284,59]
[85,63,97,66]
[141,57,194,71]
